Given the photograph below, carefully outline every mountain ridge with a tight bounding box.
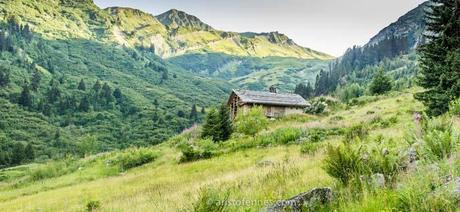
[0,0,333,60]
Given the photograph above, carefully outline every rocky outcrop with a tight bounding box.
[267,187,333,212]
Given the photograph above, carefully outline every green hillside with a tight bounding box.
[168,53,330,92]
[0,10,231,168]
[1,89,459,211]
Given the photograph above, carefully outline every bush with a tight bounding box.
[369,68,392,95]
[28,158,79,181]
[323,145,365,185]
[234,106,268,136]
[110,148,159,171]
[300,142,322,155]
[344,124,369,142]
[193,188,229,212]
[86,200,101,212]
[449,98,460,116]
[423,130,458,160]
[179,139,218,162]
[305,98,327,114]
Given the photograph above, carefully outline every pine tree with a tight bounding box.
[201,106,206,114]
[201,108,220,140]
[47,83,61,103]
[18,84,32,107]
[369,68,392,95]
[24,143,34,161]
[31,69,41,91]
[79,96,90,112]
[101,83,114,104]
[0,66,10,87]
[11,142,25,165]
[415,0,460,116]
[190,104,198,120]
[294,82,314,99]
[93,80,101,93]
[78,79,86,91]
[113,88,123,102]
[217,103,233,142]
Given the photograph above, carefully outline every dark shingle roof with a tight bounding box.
[232,90,309,107]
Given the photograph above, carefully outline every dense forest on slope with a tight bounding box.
[0,16,230,168]
[312,2,428,96]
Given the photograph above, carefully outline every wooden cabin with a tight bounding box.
[227,87,309,120]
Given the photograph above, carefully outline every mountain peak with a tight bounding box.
[156,9,213,31]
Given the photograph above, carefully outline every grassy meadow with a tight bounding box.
[2,88,457,211]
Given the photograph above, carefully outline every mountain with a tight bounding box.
[156,9,213,31]
[313,2,428,95]
[0,0,332,60]
[109,7,333,59]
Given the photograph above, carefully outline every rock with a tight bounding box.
[371,173,385,188]
[454,177,460,195]
[267,187,333,212]
[408,147,417,163]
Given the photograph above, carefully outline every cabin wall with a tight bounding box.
[237,104,304,118]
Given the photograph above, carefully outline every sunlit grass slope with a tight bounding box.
[0,89,439,211]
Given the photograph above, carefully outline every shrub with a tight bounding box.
[423,130,459,160]
[323,145,365,185]
[111,148,159,171]
[193,188,229,212]
[179,139,218,162]
[86,200,101,212]
[448,98,460,116]
[28,158,79,181]
[369,68,392,95]
[344,124,369,142]
[301,142,322,155]
[305,98,327,114]
[234,106,268,136]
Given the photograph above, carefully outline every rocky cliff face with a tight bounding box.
[366,2,428,48]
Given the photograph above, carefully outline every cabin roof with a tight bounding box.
[230,89,309,107]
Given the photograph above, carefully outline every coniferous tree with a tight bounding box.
[0,66,10,87]
[24,143,34,161]
[217,103,233,142]
[31,69,41,91]
[79,96,90,112]
[93,80,101,93]
[18,84,32,107]
[294,82,314,99]
[11,142,25,165]
[78,79,86,91]
[201,108,220,140]
[190,104,198,120]
[47,83,61,104]
[415,0,460,116]
[201,106,206,114]
[369,68,393,95]
[113,88,123,103]
[101,82,114,104]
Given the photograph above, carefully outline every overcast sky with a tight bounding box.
[93,0,426,56]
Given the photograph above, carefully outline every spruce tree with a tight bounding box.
[217,103,233,142]
[415,0,460,116]
[101,83,114,104]
[0,66,10,87]
[79,96,90,112]
[190,104,198,120]
[24,143,34,161]
[201,108,220,140]
[113,88,123,102]
[369,68,392,95]
[93,80,101,93]
[78,79,86,91]
[18,84,32,107]
[31,69,41,91]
